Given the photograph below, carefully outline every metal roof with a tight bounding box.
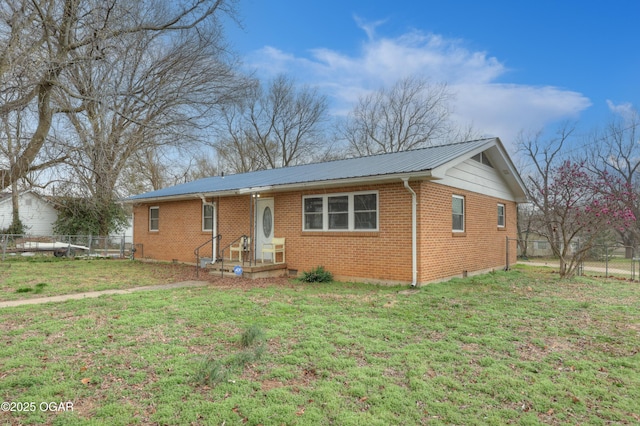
[127,138,500,201]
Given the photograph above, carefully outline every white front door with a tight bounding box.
[256,198,274,261]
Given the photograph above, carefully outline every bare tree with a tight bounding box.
[215,74,329,172]
[339,76,454,156]
[586,110,640,256]
[0,0,236,191]
[120,148,167,195]
[215,86,270,173]
[518,124,636,278]
[121,144,223,195]
[53,16,242,234]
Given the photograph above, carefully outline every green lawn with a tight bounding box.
[1,260,639,425]
[0,257,201,301]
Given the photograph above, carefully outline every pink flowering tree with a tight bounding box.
[528,160,636,278]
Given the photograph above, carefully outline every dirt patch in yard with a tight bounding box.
[149,262,295,291]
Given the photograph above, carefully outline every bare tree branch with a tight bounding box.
[340,75,454,156]
[0,0,238,192]
[215,74,329,172]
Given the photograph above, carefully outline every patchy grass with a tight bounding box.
[0,257,202,301]
[0,265,639,425]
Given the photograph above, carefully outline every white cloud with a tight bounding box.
[453,84,591,141]
[607,100,636,119]
[353,15,387,41]
[245,19,592,146]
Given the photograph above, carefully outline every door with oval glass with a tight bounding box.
[256,198,274,261]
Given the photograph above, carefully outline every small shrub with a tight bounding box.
[195,325,267,387]
[195,357,230,385]
[34,283,48,294]
[1,217,25,235]
[240,324,265,348]
[299,266,333,283]
[15,287,33,293]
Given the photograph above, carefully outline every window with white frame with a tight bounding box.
[354,193,377,229]
[304,197,323,230]
[303,191,378,231]
[328,195,348,229]
[452,195,464,232]
[497,203,505,227]
[149,206,159,231]
[203,204,215,231]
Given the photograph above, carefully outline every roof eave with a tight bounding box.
[125,171,435,203]
[124,189,242,204]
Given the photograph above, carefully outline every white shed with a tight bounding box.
[0,191,58,236]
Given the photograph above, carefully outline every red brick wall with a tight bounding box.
[132,196,254,263]
[276,183,413,282]
[418,181,517,282]
[132,180,517,283]
[132,199,212,262]
[216,195,252,250]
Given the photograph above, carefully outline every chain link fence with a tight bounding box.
[0,234,135,261]
[509,238,639,281]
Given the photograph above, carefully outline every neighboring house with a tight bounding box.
[126,138,528,285]
[517,233,555,258]
[0,191,134,240]
[0,190,58,235]
[517,233,583,259]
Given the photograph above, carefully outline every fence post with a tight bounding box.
[577,238,583,276]
[605,244,609,278]
[633,247,636,281]
[1,235,6,261]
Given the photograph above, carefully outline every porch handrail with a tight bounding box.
[194,234,222,277]
[218,234,249,278]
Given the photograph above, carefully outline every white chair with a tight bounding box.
[229,236,250,262]
[261,237,285,263]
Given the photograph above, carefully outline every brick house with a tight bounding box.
[126,138,527,285]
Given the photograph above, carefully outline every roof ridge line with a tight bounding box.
[217,138,496,178]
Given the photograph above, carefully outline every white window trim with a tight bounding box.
[149,206,159,232]
[202,203,216,232]
[497,203,505,228]
[302,190,379,232]
[452,195,465,232]
[472,152,494,168]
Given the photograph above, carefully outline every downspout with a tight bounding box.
[402,178,418,287]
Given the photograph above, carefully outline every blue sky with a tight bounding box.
[225,0,638,150]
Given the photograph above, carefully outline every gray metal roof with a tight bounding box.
[127,138,499,201]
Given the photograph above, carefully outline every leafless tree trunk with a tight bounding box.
[0,105,37,233]
[516,203,535,258]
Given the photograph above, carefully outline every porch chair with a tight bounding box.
[229,236,251,262]
[261,237,285,264]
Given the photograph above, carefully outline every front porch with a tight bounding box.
[204,258,289,279]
